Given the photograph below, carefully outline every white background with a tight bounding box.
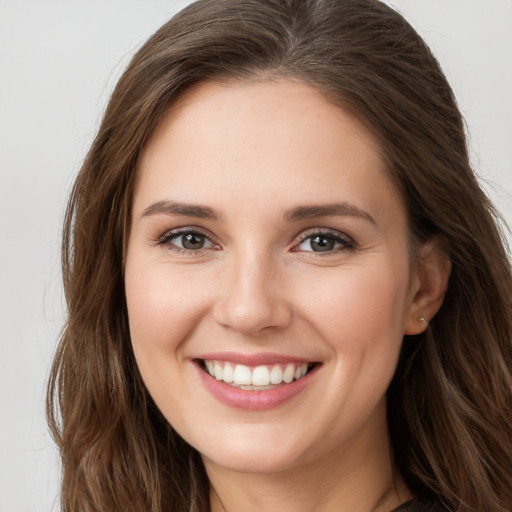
[0,1,510,511]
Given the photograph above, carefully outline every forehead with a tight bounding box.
[134,79,402,224]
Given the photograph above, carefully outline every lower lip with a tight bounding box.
[194,362,319,411]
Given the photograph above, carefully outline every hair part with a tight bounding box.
[48,1,512,511]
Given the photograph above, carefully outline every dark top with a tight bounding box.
[392,500,450,512]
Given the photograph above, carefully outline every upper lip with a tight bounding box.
[194,351,317,366]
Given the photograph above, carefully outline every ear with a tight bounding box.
[404,239,451,335]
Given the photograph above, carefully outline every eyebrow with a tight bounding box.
[141,200,375,225]
[141,200,221,220]
[284,202,376,225]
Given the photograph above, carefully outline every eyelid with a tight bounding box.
[291,227,356,252]
[154,225,355,254]
[156,226,220,253]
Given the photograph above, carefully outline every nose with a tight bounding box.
[212,251,293,336]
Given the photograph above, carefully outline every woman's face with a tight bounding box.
[125,80,421,475]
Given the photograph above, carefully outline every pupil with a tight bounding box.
[182,233,204,249]
[311,235,334,252]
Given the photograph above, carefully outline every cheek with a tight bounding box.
[124,260,210,362]
[297,262,410,349]
[124,261,214,425]
[296,262,410,425]
[295,258,410,411]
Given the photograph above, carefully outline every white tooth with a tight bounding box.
[252,366,270,386]
[233,364,252,386]
[294,366,301,380]
[206,360,215,377]
[270,364,283,384]
[214,361,223,380]
[300,363,308,377]
[222,362,234,383]
[283,364,295,384]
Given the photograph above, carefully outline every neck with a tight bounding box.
[204,411,411,512]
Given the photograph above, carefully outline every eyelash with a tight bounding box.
[293,228,356,254]
[156,228,218,255]
[156,227,356,255]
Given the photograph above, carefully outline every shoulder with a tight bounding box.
[392,500,451,512]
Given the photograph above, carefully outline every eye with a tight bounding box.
[158,229,216,252]
[295,230,354,253]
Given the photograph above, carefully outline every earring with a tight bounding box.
[419,316,426,322]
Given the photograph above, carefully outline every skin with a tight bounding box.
[125,80,450,512]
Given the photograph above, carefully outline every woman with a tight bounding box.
[47,0,512,511]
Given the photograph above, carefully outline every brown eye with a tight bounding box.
[161,230,214,251]
[309,235,336,252]
[180,232,207,250]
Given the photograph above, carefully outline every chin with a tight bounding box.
[193,424,311,475]
[203,448,303,475]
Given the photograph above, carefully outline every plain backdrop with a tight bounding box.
[0,1,510,511]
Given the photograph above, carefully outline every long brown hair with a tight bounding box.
[47,1,512,511]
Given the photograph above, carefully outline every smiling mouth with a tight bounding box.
[198,359,318,390]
